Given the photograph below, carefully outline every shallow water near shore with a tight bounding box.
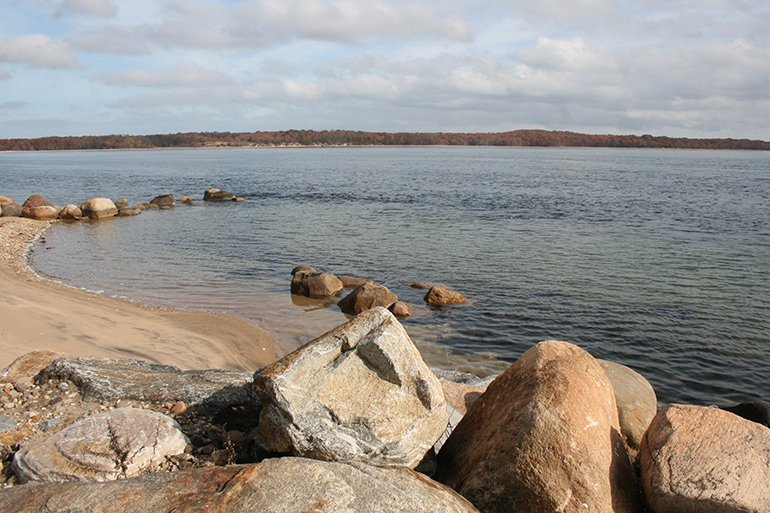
[1,146,768,406]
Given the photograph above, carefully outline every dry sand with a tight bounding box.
[0,217,280,372]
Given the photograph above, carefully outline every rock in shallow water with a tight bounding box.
[12,407,189,483]
[254,307,448,468]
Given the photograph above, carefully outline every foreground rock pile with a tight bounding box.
[1,309,768,512]
[0,188,244,222]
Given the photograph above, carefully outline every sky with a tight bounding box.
[1,0,769,140]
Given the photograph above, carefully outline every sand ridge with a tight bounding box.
[0,217,280,372]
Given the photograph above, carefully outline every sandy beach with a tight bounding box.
[0,217,280,372]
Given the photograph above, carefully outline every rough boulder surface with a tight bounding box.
[598,359,657,458]
[337,281,399,315]
[435,340,642,513]
[43,356,253,414]
[58,204,82,220]
[639,403,770,513]
[0,458,480,513]
[254,307,448,468]
[11,407,189,483]
[22,194,54,209]
[80,198,118,219]
[22,206,59,220]
[149,193,175,207]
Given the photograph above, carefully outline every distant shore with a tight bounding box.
[0,217,280,372]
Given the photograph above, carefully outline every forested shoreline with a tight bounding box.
[2,129,769,151]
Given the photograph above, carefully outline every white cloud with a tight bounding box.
[0,34,82,69]
[102,63,233,88]
[55,0,118,18]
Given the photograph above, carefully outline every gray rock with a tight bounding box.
[117,206,142,216]
[12,408,189,483]
[0,202,21,217]
[0,457,479,512]
[114,198,129,208]
[0,414,17,433]
[149,193,175,207]
[38,418,63,430]
[640,404,770,513]
[254,307,448,468]
[42,356,253,414]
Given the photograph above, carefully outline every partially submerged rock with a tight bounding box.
[204,188,237,201]
[117,206,142,216]
[149,193,175,207]
[722,400,770,428]
[0,458,479,512]
[339,275,373,288]
[22,205,59,220]
[424,285,468,306]
[254,307,448,468]
[42,357,253,414]
[290,270,343,298]
[338,282,398,315]
[436,340,641,513]
[58,204,82,220]
[12,407,189,483]
[640,404,770,513]
[80,198,118,219]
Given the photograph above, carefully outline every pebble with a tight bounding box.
[39,418,63,430]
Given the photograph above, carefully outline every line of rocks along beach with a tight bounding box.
[0,189,769,512]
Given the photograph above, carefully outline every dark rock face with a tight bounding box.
[0,458,480,513]
[291,265,318,276]
[42,357,253,415]
[0,203,22,217]
[640,404,770,513]
[149,193,175,207]
[253,308,448,469]
[722,400,770,428]
[338,282,398,315]
[435,340,642,513]
[204,189,236,201]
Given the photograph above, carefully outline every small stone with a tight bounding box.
[0,415,17,433]
[39,418,63,430]
[14,378,33,393]
[3,403,15,410]
[170,401,187,416]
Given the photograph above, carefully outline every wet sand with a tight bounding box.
[0,217,280,372]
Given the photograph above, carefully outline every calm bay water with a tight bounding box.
[1,146,768,406]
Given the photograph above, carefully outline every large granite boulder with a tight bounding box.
[58,204,82,220]
[80,198,118,219]
[12,407,189,483]
[254,307,448,468]
[338,281,399,315]
[435,340,642,513]
[424,285,468,306]
[22,194,54,209]
[639,404,770,513]
[204,188,237,201]
[290,270,343,298]
[42,356,253,414]
[22,205,60,220]
[598,359,658,459]
[0,457,479,512]
[149,193,175,207]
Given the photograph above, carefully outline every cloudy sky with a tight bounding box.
[1,0,769,140]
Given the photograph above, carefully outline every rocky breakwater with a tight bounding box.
[1,310,768,512]
[0,188,243,223]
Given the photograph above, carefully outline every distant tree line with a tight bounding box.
[2,129,769,151]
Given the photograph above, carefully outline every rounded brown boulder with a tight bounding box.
[338,282,398,315]
[424,286,468,307]
[291,271,343,298]
[58,204,83,220]
[22,194,55,209]
[80,198,118,219]
[22,206,59,220]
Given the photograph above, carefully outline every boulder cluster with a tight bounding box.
[1,309,767,512]
[0,188,243,221]
[291,265,470,319]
